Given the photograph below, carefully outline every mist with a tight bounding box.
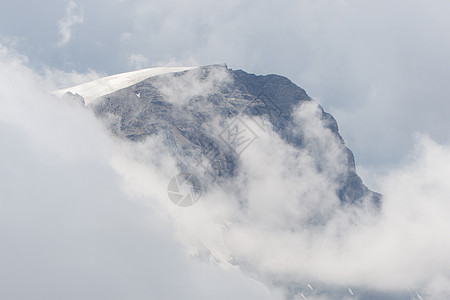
[1,31,450,299]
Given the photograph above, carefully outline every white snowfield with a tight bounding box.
[52,66,197,105]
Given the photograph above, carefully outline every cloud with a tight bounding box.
[127,53,149,70]
[0,44,285,300]
[232,116,450,299]
[57,1,84,47]
[2,35,450,299]
[153,65,231,106]
[95,68,450,299]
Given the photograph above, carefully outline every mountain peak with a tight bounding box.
[84,65,380,206]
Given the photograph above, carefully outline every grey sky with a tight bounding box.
[2,0,449,178]
[2,4,450,296]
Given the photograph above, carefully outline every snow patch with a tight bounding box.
[52,66,197,105]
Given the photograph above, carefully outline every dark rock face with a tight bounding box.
[90,64,380,205]
[63,92,85,106]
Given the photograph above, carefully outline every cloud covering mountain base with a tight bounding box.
[1,45,450,299]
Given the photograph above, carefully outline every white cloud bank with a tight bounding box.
[0,45,283,300]
[102,67,450,299]
[1,44,450,300]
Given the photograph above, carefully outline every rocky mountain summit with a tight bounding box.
[75,64,381,206]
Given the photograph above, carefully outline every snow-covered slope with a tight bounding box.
[52,66,197,105]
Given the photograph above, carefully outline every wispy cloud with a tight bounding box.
[2,43,450,299]
[127,53,149,70]
[0,44,284,300]
[101,67,450,299]
[57,1,84,47]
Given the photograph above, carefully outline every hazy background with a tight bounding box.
[2,0,450,185]
[2,1,450,298]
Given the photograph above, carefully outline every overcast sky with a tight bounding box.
[2,2,450,298]
[1,0,450,180]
